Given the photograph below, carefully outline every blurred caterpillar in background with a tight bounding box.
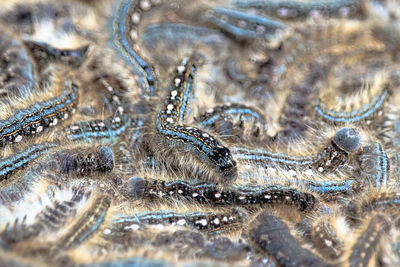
[0,0,400,266]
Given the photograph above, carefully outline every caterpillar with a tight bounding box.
[249,211,330,267]
[357,142,390,188]
[109,207,248,235]
[24,40,89,68]
[204,7,287,41]
[127,177,317,212]
[233,0,362,19]
[345,213,390,267]
[0,26,36,101]
[67,114,131,143]
[0,80,78,148]
[58,195,111,249]
[154,57,237,183]
[111,0,158,97]
[0,142,56,181]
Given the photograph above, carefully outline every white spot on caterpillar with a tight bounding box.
[177,65,185,74]
[15,135,23,143]
[140,0,151,10]
[196,219,207,226]
[131,12,141,24]
[130,30,138,40]
[177,219,186,226]
[103,228,111,235]
[125,224,140,230]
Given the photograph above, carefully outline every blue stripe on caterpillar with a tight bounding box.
[197,103,266,126]
[0,81,78,148]
[111,208,248,235]
[231,146,317,166]
[0,142,56,181]
[111,0,157,97]
[156,57,237,182]
[127,178,317,212]
[67,114,131,142]
[59,195,111,249]
[205,7,287,40]
[315,89,388,123]
[358,142,389,189]
[233,0,361,19]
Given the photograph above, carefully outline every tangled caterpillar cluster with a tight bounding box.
[1,0,400,266]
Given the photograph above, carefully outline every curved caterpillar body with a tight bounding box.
[0,0,399,266]
[24,40,89,69]
[310,215,345,260]
[111,0,158,97]
[315,89,388,123]
[197,103,266,128]
[154,57,237,183]
[0,186,88,249]
[196,102,267,142]
[58,195,111,249]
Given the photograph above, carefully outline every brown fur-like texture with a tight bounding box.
[1,0,400,266]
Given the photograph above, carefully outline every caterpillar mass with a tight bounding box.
[0,0,400,266]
